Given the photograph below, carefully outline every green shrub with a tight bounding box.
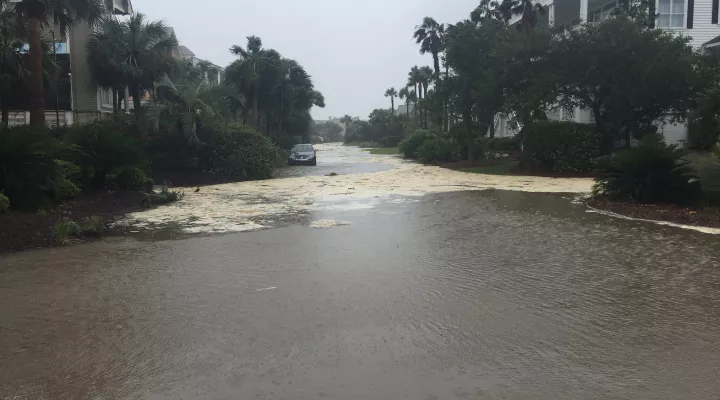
[379,136,403,147]
[80,216,105,236]
[54,160,83,186]
[0,126,63,210]
[201,124,278,180]
[146,186,184,205]
[524,121,602,172]
[687,118,720,151]
[277,135,303,150]
[399,130,434,159]
[593,136,698,203]
[56,179,81,200]
[358,141,382,148]
[61,119,145,188]
[0,193,9,213]
[53,219,79,245]
[115,167,148,191]
[143,177,155,193]
[416,136,458,163]
[698,157,720,205]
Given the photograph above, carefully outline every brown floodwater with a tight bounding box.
[2,188,720,399]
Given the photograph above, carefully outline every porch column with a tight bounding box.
[548,2,555,26]
[124,87,130,113]
[580,0,589,22]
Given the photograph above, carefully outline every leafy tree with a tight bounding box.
[384,87,397,114]
[471,0,545,31]
[340,115,353,127]
[0,7,26,127]
[413,17,445,78]
[9,0,104,126]
[551,17,699,148]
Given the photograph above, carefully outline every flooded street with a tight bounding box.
[2,144,720,399]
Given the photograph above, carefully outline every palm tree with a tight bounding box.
[87,13,177,116]
[471,0,544,31]
[419,66,433,127]
[0,8,26,128]
[407,89,418,121]
[408,66,423,123]
[147,75,241,146]
[229,36,276,127]
[413,17,445,79]
[340,115,353,127]
[384,87,397,114]
[10,0,104,127]
[398,87,410,116]
[272,58,319,140]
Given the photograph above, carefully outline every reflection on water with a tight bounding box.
[2,190,720,399]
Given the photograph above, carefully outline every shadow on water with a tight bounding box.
[2,189,720,399]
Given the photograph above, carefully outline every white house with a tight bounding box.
[493,0,720,144]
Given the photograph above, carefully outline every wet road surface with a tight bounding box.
[2,145,720,399]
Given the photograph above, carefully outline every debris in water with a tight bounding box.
[326,172,338,176]
[256,287,277,291]
[310,219,349,228]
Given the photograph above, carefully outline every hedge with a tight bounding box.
[523,121,601,172]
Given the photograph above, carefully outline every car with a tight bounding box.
[288,144,317,165]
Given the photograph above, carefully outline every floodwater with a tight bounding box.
[2,145,720,400]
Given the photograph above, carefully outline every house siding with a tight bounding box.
[663,0,720,48]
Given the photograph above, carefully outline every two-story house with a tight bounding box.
[493,0,720,144]
[9,0,134,126]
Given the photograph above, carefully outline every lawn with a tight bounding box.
[458,161,517,175]
[364,147,399,155]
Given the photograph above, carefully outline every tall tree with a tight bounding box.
[384,87,397,114]
[408,66,423,125]
[407,89,418,121]
[87,13,177,116]
[413,17,445,79]
[228,36,277,127]
[419,66,433,127]
[340,114,353,127]
[0,7,26,127]
[398,87,410,116]
[10,0,104,126]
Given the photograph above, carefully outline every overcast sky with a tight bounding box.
[136,0,479,120]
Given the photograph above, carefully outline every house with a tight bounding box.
[492,0,720,144]
[7,0,134,127]
[396,102,415,116]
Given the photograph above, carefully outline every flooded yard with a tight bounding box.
[2,144,720,399]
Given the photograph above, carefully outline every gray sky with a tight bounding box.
[137,0,479,120]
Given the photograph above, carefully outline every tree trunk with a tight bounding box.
[28,15,45,127]
[465,110,474,161]
[423,84,428,129]
[391,97,395,114]
[406,102,410,117]
[432,52,440,80]
[1,102,8,129]
[112,88,119,114]
[131,85,143,113]
[252,88,259,127]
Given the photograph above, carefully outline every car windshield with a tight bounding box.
[291,145,314,152]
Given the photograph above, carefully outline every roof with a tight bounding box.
[704,35,720,48]
[178,45,196,58]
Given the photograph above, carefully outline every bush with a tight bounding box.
[61,119,145,188]
[143,177,155,193]
[201,124,278,180]
[56,179,81,200]
[0,193,9,213]
[699,157,720,205]
[0,126,63,210]
[524,121,602,172]
[399,130,434,159]
[53,219,79,245]
[146,186,184,205]
[80,216,105,236]
[593,136,698,203]
[416,136,458,163]
[358,141,382,148]
[687,118,720,151]
[379,136,403,147]
[116,167,148,191]
[54,160,83,186]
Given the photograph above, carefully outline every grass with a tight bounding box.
[459,161,518,176]
[364,147,399,155]
[80,216,105,236]
[53,219,79,245]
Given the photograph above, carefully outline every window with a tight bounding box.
[658,0,685,27]
[588,1,617,23]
